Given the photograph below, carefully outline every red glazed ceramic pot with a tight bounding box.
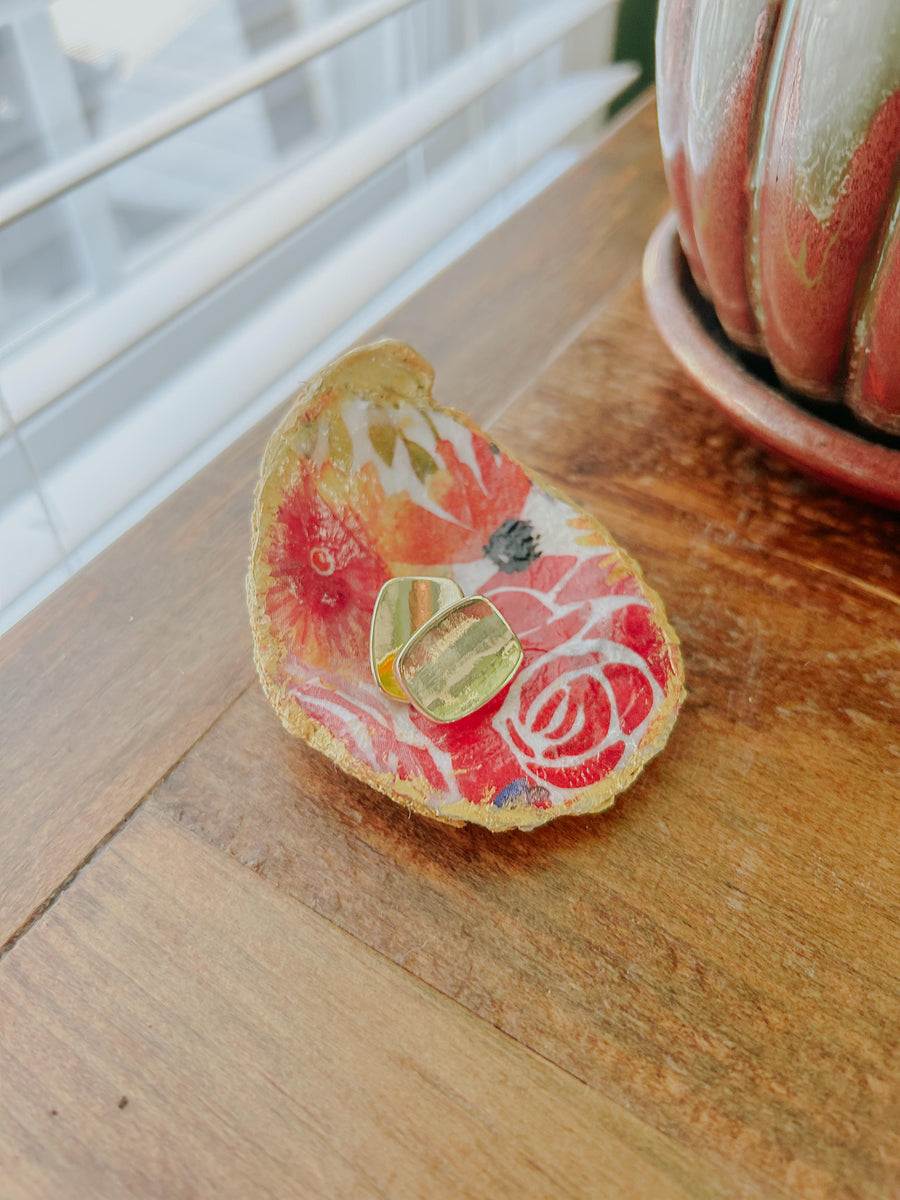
[656,0,900,434]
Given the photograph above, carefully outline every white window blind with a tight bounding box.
[0,0,636,634]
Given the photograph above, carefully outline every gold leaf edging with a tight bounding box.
[247,340,686,833]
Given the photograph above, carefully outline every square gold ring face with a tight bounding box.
[370,576,464,699]
[394,596,523,723]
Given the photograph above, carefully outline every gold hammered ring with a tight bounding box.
[370,576,523,723]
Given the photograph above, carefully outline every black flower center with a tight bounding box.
[483,518,541,574]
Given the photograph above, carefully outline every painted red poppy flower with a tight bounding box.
[265,465,390,671]
[248,341,684,831]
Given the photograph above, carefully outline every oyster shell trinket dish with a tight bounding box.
[248,341,684,831]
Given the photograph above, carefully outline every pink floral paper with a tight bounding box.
[249,344,684,831]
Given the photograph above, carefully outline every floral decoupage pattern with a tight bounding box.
[248,341,685,831]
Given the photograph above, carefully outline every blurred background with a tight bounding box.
[0,0,656,634]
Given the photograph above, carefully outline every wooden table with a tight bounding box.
[1,95,898,1200]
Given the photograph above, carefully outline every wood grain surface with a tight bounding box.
[2,94,899,1200]
[152,281,900,1199]
[0,805,737,1200]
[0,98,667,951]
